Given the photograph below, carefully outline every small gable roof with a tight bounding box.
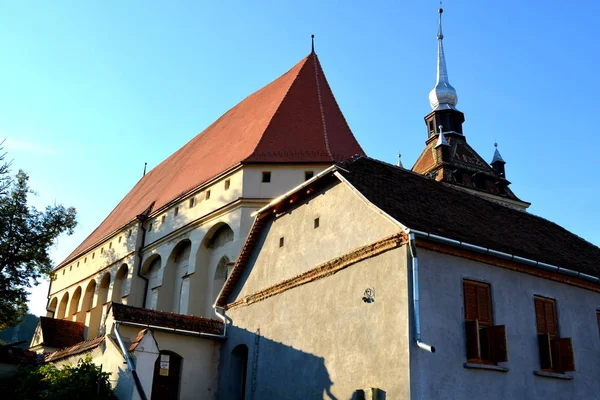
[111,303,223,335]
[60,52,364,268]
[37,317,85,349]
[44,335,105,363]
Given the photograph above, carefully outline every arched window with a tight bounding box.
[98,273,110,306]
[206,225,234,249]
[213,256,230,305]
[57,292,69,319]
[68,286,82,319]
[169,240,191,314]
[112,264,128,303]
[230,344,248,400]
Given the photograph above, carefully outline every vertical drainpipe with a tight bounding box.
[408,232,436,353]
[135,215,149,308]
[114,322,148,400]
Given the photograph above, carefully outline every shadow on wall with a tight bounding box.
[219,326,386,400]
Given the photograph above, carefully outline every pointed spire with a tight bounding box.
[397,153,404,168]
[428,7,458,110]
[491,142,505,163]
[435,125,449,148]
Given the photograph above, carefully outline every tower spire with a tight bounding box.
[428,7,458,110]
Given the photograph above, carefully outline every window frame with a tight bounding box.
[533,295,575,373]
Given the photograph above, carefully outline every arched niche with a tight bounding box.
[68,286,82,319]
[163,239,192,314]
[82,279,97,312]
[47,297,58,318]
[112,264,129,303]
[57,292,69,319]
[229,344,249,399]
[190,223,234,317]
[143,255,162,310]
[98,273,111,306]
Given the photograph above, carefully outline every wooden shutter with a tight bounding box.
[538,333,553,370]
[486,325,508,362]
[555,338,575,372]
[463,281,479,321]
[534,296,558,338]
[465,320,481,360]
[463,280,492,325]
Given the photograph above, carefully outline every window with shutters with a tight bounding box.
[463,280,507,365]
[533,296,575,373]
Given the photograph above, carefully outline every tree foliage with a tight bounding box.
[0,149,77,330]
[0,357,115,400]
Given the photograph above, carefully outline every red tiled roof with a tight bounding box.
[112,303,223,335]
[44,335,105,363]
[59,52,364,268]
[38,317,85,349]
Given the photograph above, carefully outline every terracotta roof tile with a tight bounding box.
[112,303,223,335]
[38,317,85,349]
[60,52,363,267]
[44,335,105,363]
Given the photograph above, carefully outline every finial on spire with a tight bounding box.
[435,125,449,148]
[491,142,505,164]
[311,34,315,53]
[397,153,404,168]
[428,5,458,111]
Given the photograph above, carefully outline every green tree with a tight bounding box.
[0,148,77,330]
[0,357,115,400]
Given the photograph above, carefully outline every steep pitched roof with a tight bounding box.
[111,303,223,335]
[44,335,105,363]
[37,317,85,349]
[339,157,600,277]
[60,53,364,267]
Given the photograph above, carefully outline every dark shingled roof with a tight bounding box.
[60,52,364,268]
[112,303,223,335]
[38,317,85,349]
[0,345,39,366]
[44,335,105,363]
[339,157,600,277]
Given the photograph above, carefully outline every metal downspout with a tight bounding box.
[114,322,148,400]
[213,306,227,338]
[408,232,436,353]
[135,216,149,308]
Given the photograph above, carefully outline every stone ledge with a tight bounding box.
[533,370,573,380]
[463,362,509,372]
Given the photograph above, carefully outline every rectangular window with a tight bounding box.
[305,171,314,181]
[161,215,166,224]
[463,280,507,364]
[279,237,284,247]
[174,206,179,217]
[189,197,196,208]
[533,296,575,373]
[314,217,320,229]
[262,171,271,183]
[225,179,231,190]
[206,190,211,200]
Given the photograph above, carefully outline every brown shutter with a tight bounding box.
[476,285,492,326]
[534,297,547,334]
[544,301,557,338]
[465,320,481,360]
[463,281,478,321]
[486,325,508,363]
[538,333,553,370]
[555,338,575,372]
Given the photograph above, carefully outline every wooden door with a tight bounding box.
[151,351,182,400]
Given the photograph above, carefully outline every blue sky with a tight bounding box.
[1,1,598,316]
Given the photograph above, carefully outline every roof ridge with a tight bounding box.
[312,53,333,158]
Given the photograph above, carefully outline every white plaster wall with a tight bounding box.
[232,181,399,300]
[411,248,600,400]
[241,164,330,199]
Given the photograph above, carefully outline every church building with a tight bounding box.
[31,8,600,400]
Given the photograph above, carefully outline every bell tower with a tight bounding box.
[412,8,530,210]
